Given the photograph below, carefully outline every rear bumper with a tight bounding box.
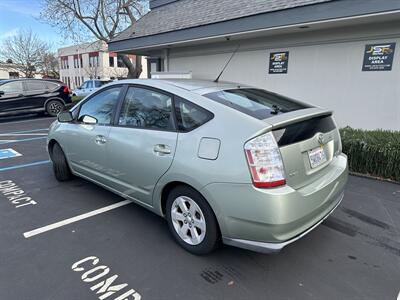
[200,153,348,253]
[222,191,344,253]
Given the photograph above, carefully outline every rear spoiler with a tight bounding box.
[264,108,333,130]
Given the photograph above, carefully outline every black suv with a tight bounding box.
[0,79,72,117]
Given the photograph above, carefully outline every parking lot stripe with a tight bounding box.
[0,160,51,172]
[0,117,55,125]
[1,128,49,135]
[23,200,133,238]
[0,133,48,136]
[0,137,47,145]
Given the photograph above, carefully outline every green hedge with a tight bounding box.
[340,127,400,182]
[72,96,84,102]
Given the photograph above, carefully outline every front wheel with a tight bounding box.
[166,186,219,255]
[46,100,65,117]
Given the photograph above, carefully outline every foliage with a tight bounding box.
[0,29,56,78]
[340,127,400,182]
[40,0,148,78]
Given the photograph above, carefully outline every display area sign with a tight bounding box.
[269,51,289,74]
[362,43,396,71]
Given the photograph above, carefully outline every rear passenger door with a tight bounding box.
[106,86,178,206]
[24,80,49,109]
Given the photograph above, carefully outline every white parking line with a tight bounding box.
[0,133,48,136]
[1,117,55,125]
[23,200,133,238]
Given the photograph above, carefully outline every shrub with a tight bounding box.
[340,127,400,182]
[72,95,84,102]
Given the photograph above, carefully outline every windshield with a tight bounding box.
[204,88,309,119]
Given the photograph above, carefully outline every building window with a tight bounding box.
[89,53,99,68]
[117,55,125,68]
[74,56,81,68]
[8,72,19,79]
[109,56,115,67]
[61,57,69,69]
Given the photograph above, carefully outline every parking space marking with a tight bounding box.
[0,117,55,125]
[0,149,22,159]
[0,160,51,172]
[0,137,47,145]
[23,200,133,238]
[1,128,49,135]
[72,256,141,300]
[0,133,48,136]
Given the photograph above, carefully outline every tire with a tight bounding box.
[46,99,65,117]
[51,143,72,181]
[166,185,219,255]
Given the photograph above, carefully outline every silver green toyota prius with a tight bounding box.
[48,79,348,254]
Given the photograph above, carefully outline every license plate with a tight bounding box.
[308,146,327,169]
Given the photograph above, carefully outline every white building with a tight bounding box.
[0,62,42,79]
[109,0,400,130]
[58,41,147,89]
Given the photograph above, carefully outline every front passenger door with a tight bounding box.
[60,85,124,184]
[107,86,178,206]
[0,81,26,113]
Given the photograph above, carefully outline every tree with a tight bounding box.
[0,29,49,78]
[41,53,60,78]
[40,0,147,78]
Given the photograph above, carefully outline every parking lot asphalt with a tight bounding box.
[0,115,399,300]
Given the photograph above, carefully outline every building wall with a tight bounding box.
[0,64,42,79]
[58,41,148,90]
[165,21,400,130]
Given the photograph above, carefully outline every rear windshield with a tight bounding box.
[204,88,309,119]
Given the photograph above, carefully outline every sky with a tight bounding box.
[0,0,72,49]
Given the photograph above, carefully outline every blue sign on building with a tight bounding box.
[0,149,22,160]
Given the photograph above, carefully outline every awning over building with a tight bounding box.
[109,0,400,54]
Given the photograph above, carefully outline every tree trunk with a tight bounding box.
[121,54,142,79]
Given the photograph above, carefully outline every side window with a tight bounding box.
[45,82,59,90]
[94,81,102,88]
[26,80,46,92]
[78,86,122,125]
[0,81,23,94]
[87,81,93,89]
[118,87,173,130]
[174,97,213,132]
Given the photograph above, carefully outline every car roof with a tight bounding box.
[113,79,250,95]
[0,78,60,84]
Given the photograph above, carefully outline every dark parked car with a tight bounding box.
[0,79,72,117]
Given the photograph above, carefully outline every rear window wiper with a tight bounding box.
[271,104,281,115]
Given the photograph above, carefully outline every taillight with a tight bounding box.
[63,85,69,93]
[244,132,286,188]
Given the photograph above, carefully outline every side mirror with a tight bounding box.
[0,91,4,96]
[82,115,98,125]
[58,111,73,123]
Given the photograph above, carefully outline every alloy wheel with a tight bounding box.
[171,196,206,245]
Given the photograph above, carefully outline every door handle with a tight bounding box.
[153,144,171,155]
[95,135,107,145]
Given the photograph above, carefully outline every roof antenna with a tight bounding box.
[214,44,240,83]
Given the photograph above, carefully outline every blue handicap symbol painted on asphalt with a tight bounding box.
[0,148,22,160]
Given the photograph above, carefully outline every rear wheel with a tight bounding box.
[46,100,65,117]
[51,143,72,181]
[166,185,219,255]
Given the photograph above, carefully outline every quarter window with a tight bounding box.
[78,86,122,125]
[174,97,213,132]
[118,87,173,130]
